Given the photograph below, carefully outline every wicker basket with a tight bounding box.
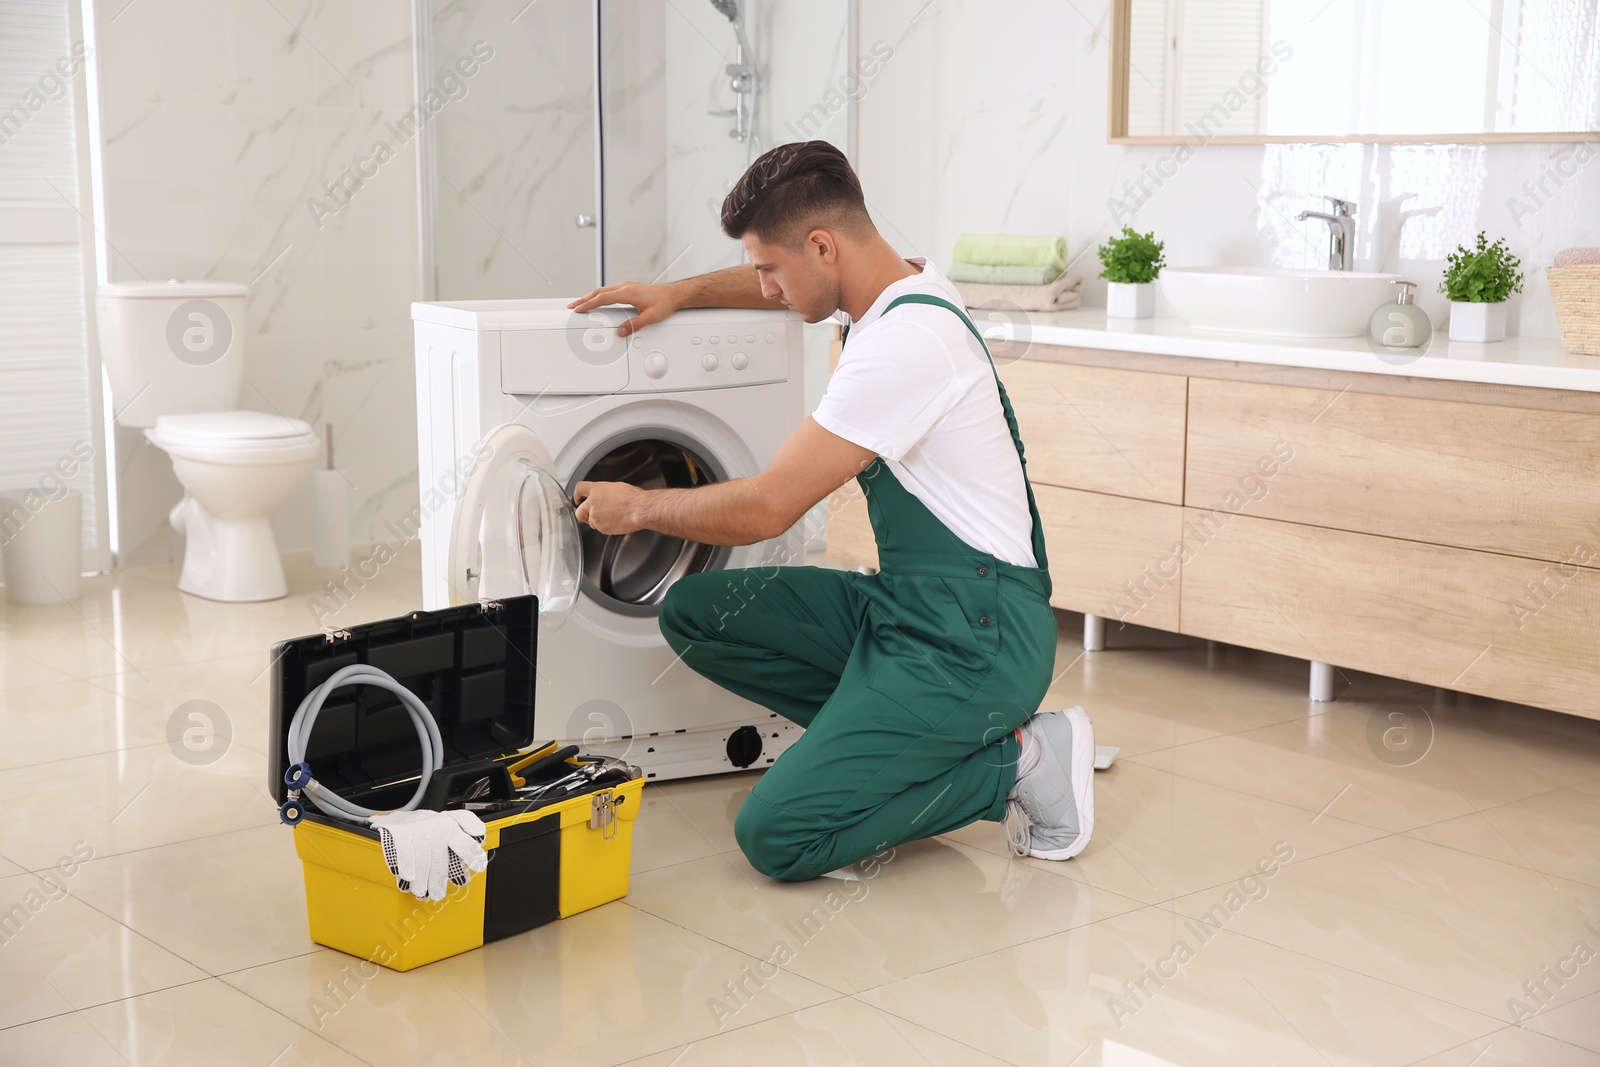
[1548,265,1600,357]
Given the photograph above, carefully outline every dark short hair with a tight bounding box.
[720,140,871,247]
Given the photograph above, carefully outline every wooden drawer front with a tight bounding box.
[1179,511,1600,720]
[1186,377,1600,566]
[1036,484,1183,631]
[825,484,878,570]
[998,359,1187,504]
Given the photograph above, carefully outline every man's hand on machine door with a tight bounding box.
[567,283,678,338]
[573,481,645,535]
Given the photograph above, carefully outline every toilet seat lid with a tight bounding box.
[151,411,314,448]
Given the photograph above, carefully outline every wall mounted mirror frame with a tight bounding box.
[1109,0,1600,145]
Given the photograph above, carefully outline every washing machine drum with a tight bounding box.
[573,438,727,614]
[450,424,582,629]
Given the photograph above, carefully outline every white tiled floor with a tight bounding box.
[1,545,1598,1065]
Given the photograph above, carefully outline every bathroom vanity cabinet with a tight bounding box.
[827,329,1600,721]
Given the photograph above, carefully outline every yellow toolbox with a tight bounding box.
[268,596,643,971]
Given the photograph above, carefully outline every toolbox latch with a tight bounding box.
[589,789,621,840]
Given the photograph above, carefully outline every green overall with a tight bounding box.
[658,294,1057,881]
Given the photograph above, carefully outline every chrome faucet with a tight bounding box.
[1297,196,1356,271]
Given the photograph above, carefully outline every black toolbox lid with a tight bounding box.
[267,596,539,807]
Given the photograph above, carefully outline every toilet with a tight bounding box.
[97,281,316,602]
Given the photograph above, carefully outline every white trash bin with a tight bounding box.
[0,488,82,604]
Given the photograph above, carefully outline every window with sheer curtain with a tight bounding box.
[0,0,105,573]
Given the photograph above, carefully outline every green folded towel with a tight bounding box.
[947,261,1064,285]
[950,233,1068,273]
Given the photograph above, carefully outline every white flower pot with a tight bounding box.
[1107,281,1155,319]
[1448,300,1508,343]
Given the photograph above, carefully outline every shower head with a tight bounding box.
[709,0,740,22]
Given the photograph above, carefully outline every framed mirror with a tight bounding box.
[1110,0,1600,143]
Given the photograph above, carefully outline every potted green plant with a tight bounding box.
[1441,232,1523,342]
[1098,226,1166,319]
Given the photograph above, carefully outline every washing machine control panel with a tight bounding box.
[625,319,794,392]
[491,308,798,396]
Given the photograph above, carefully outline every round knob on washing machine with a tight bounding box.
[702,353,719,371]
[644,351,669,379]
[731,351,749,370]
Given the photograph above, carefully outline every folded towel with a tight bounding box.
[1554,248,1600,267]
[953,273,1085,313]
[947,262,1064,286]
[951,234,1068,274]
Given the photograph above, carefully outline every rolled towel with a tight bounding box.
[1554,248,1600,267]
[953,273,1085,314]
[947,262,1064,286]
[951,233,1068,274]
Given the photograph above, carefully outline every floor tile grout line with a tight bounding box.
[846,991,1032,1067]
[1117,746,1595,836]
[1115,754,1400,829]
[842,904,1149,1005]
[0,974,217,1036]
[1395,783,1600,883]
[631,843,1150,1004]
[939,836,1165,909]
[610,996,859,1067]
[15,820,284,877]
[208,947,325,982]
[1029,828,1400,911]
[1399,773,1587,828]
[606,902,889,1051]
[615,898,868,1001]
[213,968,385,1067]
[1218,913,1572,1036]
[1068,696,1345,765]
[0,738,179,778]
[1145,898,1512,1037]
[50,883,222,978]
[1404,1024,1600,1067]
[958,820,1408,914]
[1386,831,1600,893]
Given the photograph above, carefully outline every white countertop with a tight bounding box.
[974,307,1600,393]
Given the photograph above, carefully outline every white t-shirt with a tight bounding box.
[813,258,1038,568]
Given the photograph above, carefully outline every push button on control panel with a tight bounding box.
[731,351,749,370]
[701,353,719,371]
[644,351,669,379]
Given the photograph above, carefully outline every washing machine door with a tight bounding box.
[449,423,582,631]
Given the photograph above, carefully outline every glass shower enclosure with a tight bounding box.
[416,0,853,300]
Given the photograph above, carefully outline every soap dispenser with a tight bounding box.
[1369,280,1431,349]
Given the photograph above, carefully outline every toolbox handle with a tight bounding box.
[507,745,580,788]
[419,760,516,811]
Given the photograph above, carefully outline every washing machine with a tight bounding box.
[411,298,807,781]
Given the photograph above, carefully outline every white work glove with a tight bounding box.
[369,809,489,902]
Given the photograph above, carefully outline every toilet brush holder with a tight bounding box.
[313,425,350,569]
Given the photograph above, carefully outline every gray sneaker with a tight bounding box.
[1004,706,1094,860]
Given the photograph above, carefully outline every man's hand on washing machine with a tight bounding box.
[573,481,646,535]
[568,283,678,338]
[569,266,776,338]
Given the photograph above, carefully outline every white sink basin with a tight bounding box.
[1161,267,1402,339]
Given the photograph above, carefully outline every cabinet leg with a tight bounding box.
[1084,613,1106,652]
[1309,660,1335,702]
